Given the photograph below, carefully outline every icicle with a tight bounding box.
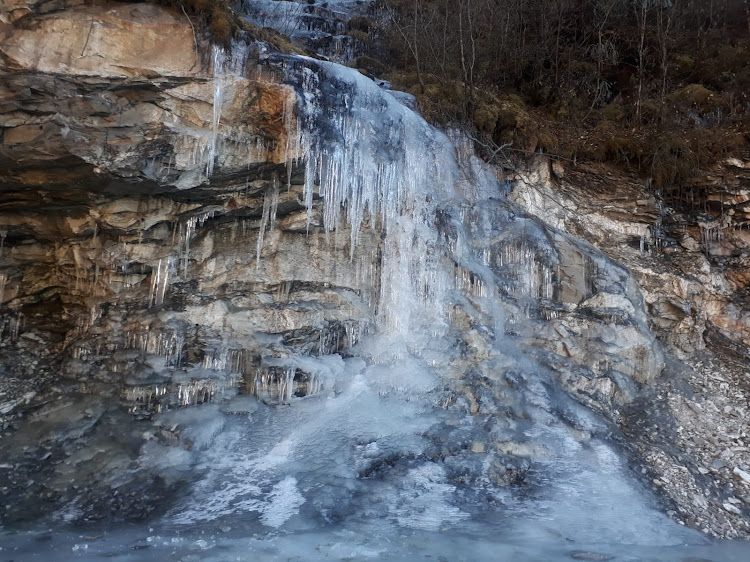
[281,59,464,335]
[10,311,22,342]
[282,91,300,186]
[281,368,295,404]
[202,348,229,371]
[255,181,279,269]
[149,259,162,307]
[79,304,101,333]
[698,213,731,250]
[0,273,6,307]
[206,45,227,178]
[124,385,167,406]
[124,328,184,368]
[180,216,197,275]
[269,176,280,230]
[175,374,240,407]
[148,257,173,307]
[345,321,364,348]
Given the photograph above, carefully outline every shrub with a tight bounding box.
[347,16,373,33]
[605,136,641,162]
[353,55,388,77]
[347,30,370,46]
[473,103,500,133]
[668,84,718,112]
[601,103,626,122]
[153,0,237,45]
[646,133,698,189]
[209,7,233,46]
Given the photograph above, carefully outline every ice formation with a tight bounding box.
[148,257,174,307]
[5,22,738,559]
[119,42,685,553]
[255,177,280,269]
[184,43,254,181]
[0,272,7,306]
[245,0,360,63]
[280,56,466,335]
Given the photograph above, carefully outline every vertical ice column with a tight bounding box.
[282,58,461,336]
[206,45,227,178]
[9,311,22,342]
[125,329,183,368]
[282,88,302,187]
[149,257,174,307]
[180,216,197,275]
[256,178,280,269]
[201,41,252,179]
[280,367,295,403]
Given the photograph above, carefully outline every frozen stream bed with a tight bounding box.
[2,351,749,561]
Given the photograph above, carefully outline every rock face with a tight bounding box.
[0,2,652,413]
[508,157,750,538]
[510,157,750,355]
[2,3,199,76]
[0,0,747,544]
[1,3,378,521]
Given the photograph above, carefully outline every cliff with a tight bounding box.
[0,0,748,549]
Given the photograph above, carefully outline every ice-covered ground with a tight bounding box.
[2,331,748,559]
[1,353,747,561]
[1,336,744,560]
[3,523,747,562]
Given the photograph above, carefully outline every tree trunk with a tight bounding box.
[412,0,425,94]
[635,0,650,124]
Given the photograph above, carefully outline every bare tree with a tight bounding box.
[387,0,426,93]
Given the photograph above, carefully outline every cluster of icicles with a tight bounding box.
[279,55,463,335]
[3,39,550,354]
[174,43,467,336]
[110,42,468,411]
[39,40,571,411]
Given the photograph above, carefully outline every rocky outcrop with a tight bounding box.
[0,1,378,523]
[509,157,750,355]
[508,157,750,538]
[0,2,666,413]
[0,2,363,368]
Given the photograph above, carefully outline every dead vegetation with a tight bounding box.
[142,0,750,211]
[380,0,750,208]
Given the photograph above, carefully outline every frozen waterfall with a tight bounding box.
[127,46,705,558]
[3,30,748,562]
